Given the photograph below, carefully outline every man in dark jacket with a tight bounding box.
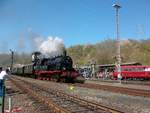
[0,67,7,105]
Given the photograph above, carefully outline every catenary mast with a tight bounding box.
[112,3,122,81]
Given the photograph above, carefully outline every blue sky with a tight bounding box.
[0,0,150,53]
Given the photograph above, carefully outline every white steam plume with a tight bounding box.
[34,36,65,57]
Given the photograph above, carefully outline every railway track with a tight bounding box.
[8,76,124,113]
[88,79,150,86]
[73,83,150,98]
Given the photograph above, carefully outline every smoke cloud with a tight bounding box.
[33,36,65,58]
[18,29,66,57]
[17,33,26,52]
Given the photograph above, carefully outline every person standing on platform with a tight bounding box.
[0,67,3,105]
[0,69,8,79]
[0,67,8,105]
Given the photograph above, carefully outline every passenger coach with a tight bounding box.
[113,66,150,80]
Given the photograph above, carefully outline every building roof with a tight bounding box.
[97,62,142,68]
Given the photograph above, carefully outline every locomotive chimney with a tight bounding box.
[32,51,41,62]
[63,49,67,56]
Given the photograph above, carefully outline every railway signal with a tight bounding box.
[9,49,14,73]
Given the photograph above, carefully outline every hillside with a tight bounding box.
[67,39,150,65]
[1,39,150,67]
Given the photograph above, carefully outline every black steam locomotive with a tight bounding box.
[12,51,82,82]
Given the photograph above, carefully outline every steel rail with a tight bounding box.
[88,79,150,86]
[74,83,150,98]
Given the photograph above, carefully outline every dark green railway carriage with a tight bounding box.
[24,63,33,74]
[12,66,24,75]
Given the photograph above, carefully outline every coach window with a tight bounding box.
[124,68,127,71]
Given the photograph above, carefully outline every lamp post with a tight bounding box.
[112,3,122,82]
[10,49,14,73]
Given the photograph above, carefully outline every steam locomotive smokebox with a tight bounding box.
[32,51,42,62]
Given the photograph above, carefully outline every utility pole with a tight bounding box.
[112,3,122,82]
[10,49,14,73]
